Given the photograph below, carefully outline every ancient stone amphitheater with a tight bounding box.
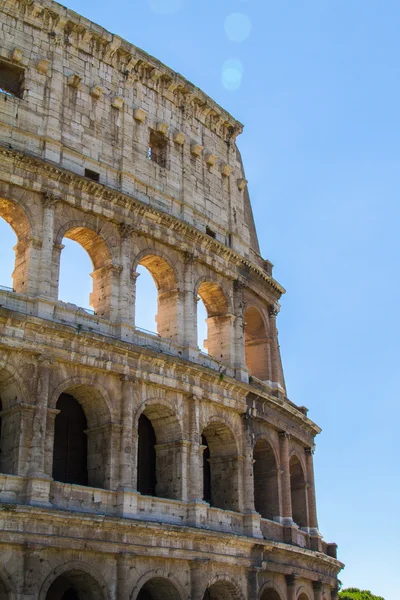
[0,1,342,598]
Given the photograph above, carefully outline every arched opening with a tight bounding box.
[52,394,88,486]
[136,577,181,600]
[0,197,32,294]
[51,385,112,489]
[137,414,156,496]
[197,296,208,352]
[202,433,211,503]
[253,439,280,520]
[260,588,282,600]
[136,403,182,500]
[290,455,308,528]
[202,580,242,600]
[0,216,17,289]
[135,254,179,342]
[197,281,232,364]
[244,306,269,381]
[45,570,105,600]
[58,227,113,317]
[0,576,8,600]
[201,422,239,511]
[0,368,24,476]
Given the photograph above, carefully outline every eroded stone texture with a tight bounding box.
[0,0,342,598]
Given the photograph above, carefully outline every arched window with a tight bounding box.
[136,404,182,500]
[137,577,182,600]
[59,238,93,312]
[201,422,239,511]
[202,433,211,503]
[253,439,280,520]
[260,588,282,600]
[0,197,32,294]
[58,227,114,317]
[197,296,208,352]
[197,281,232,364]
[45,570,105,600]
[137,414,156,496]
[135,254,179,342]
[290,455,308,528]
[0,367,24,475]
[244,306,269,381]
[51,385,112,489]
[52,394,88,486]
[0,216,16,289]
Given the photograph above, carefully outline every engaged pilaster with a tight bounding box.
[268,303,286,394]
[279,431,292,525]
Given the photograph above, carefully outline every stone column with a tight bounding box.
[117,552,133,600]
[305,447,319,532]
[38,192,59,299]
[285,575,297,600]
[331,586,339,600]
[241,412,262,537]
[268,303,286,394]
[190,559,209,600]
[313,582,323,600]
[182,252,198,357]
[119,376,135,489]
[118,224,135,326]
[233,279,248,382]
[279,432,292,524]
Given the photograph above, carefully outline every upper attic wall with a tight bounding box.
[0,0,262,261]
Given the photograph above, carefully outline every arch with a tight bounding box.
[201,420,240,511]
[0,364,28,476]
[134,400,183,500]
[39,561,109,600]
[56,222,115,317]
[132,574,184,600]
[50,381,113,489]
[52,393,88,486]
[297,593,311,600]
[134,251,180,342]
[259,583,284,600]
[290,454,308,528]
[0,563,16,599]
[244,306,270,381]
[202,577,245,600]
[49,378,114,427]
[253,438,280,520]
[0,196,33,294]
[196,278,232,364]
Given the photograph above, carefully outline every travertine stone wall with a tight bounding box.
[0,0,342,598]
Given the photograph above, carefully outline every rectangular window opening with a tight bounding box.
[148,130,168,168]
[0,60,24,98]
[84,168,100,182]
[206,226,216,239]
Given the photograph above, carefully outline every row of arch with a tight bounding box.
[0,195,273,381]
[0,561,321,600]
[0,380,309,527]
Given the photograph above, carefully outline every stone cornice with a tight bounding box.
[0,144,286,298]
[3,0,243,141]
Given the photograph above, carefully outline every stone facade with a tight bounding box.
[0,1,342,598]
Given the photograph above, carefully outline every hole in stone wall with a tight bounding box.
[206,226,216,239]
[148,130,168,168]
[59,238,93,311]
[0,60,24,98]
[84,168,100,182]
[0,217,17,290]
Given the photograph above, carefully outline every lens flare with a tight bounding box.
[224,12,252,43]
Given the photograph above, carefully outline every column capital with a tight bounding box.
[233,278,247,292]
[305,446,315,455]
[313,581,323,592]
[285,574,298,587]
[279,431,291,440]
[268,302,280,318]
[118,222,135,239]
[183,250,198,264]
[42,191,61,208]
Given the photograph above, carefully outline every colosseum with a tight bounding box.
[0,1,343,598]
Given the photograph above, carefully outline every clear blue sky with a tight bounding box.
[1,1,399,598]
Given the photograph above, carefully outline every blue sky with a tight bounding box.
[1,1,399,597]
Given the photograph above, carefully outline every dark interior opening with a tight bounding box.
[84,168,100,182]
[206,226,216,239]
[202,434,211,503]
[0,60,24,98]
[52,393,88,485]
[148,130,168,168]
[137,414,157,496]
